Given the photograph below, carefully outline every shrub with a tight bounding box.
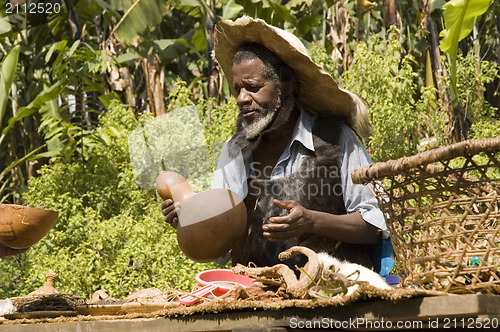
[342,29,446,161]
[0,83,238,299]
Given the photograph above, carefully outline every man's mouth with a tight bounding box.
[243,110,256,118]
[240,106,259,119]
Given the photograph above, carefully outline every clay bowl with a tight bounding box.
[0,204,59,249]
[156,172,247,262]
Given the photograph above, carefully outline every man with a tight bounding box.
[163,17,388,270]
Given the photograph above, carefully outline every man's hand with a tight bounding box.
[0,243,29,259]
[160,190,198,229]
[161,199,180,229]
[262,199,314,241]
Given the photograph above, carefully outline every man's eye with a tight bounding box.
[234,85,259,93]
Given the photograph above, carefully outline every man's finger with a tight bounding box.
[264,220,301,232]
[269,205,303,223]
[171,217,179,229]
[272,199,296,210]
[164,209,179,228]
[263,223,289,232]
[161,199,174,210]
[162,203,176,217]
[268,215,292,224]
[173,202,181,215]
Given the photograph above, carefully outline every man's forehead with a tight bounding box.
[233,57,265,68]
[232,58,267,78]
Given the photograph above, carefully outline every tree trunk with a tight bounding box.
[204,0,219,100]
[328,1,352,72]
[142,55,165,117]
[424,2,466,143]
[65,0,81,40]
[122,67,137,110]
[383,0,397,28]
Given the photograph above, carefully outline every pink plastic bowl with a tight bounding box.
[178,269,255,305]
[196,269,255,290]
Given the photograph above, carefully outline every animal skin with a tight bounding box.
[232,246,391,299]
[316,252,391,295]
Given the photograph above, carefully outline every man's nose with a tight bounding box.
[236,88,252,105]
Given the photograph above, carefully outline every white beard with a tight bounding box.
[240,90,282,140]
[241,110,277,140]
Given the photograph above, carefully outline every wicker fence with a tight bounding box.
[352,138,500,293]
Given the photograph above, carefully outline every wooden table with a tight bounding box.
[2,294,500,331]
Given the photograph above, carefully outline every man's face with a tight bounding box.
[232,58,281,139]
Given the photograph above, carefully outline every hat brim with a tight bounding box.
[214,17,354,118]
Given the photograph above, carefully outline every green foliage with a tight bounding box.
[470,119,500,140]
[439,0,492,54]
[0,80,238,298]
[307,42,341,81]
[0,100,220,299]
[113,0,170,45]
[0,43,54,203]
[233,0,297,28]
[166,78,239,164]
[341,29,498,161]
[454,51,499,121]
[47,40,114,93]
[197,96,239,170]
[439,0,493,103]
[6,82,63,132]
[33,40,119,162]
[0,44,19,130]
[167,79,195,110]
[436,49,500,141]
[342,30,446,161]
[128,79,238,192]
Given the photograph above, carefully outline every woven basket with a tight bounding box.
[352,138,500,293]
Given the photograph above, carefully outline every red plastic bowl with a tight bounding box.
[196,269,255,290]
[178,269,254,305]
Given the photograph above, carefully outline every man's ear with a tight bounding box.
[291,76,298,96]
[282,76,298,98]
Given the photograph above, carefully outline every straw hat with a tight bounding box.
[214,16,371,138]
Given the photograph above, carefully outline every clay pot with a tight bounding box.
[156,171,246,262]
[27,271,60,296]
[0,204,59,249]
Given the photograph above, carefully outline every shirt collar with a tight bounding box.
[291,108,316,152]
[274,108,316,167]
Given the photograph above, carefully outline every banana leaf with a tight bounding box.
[440,0,492,54]
[0,45,20,133]
[439,0,492,102]
[113,0,170,45]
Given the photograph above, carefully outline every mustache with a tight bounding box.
[239,104,262,113]
[238,104,276,114]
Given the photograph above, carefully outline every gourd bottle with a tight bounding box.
[156,171,246,262]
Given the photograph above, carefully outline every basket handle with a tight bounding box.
[352,137,500,184]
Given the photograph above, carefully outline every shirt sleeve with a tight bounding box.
[211,140,248,199]
[211,140,247,266]
[340,126,387,230]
